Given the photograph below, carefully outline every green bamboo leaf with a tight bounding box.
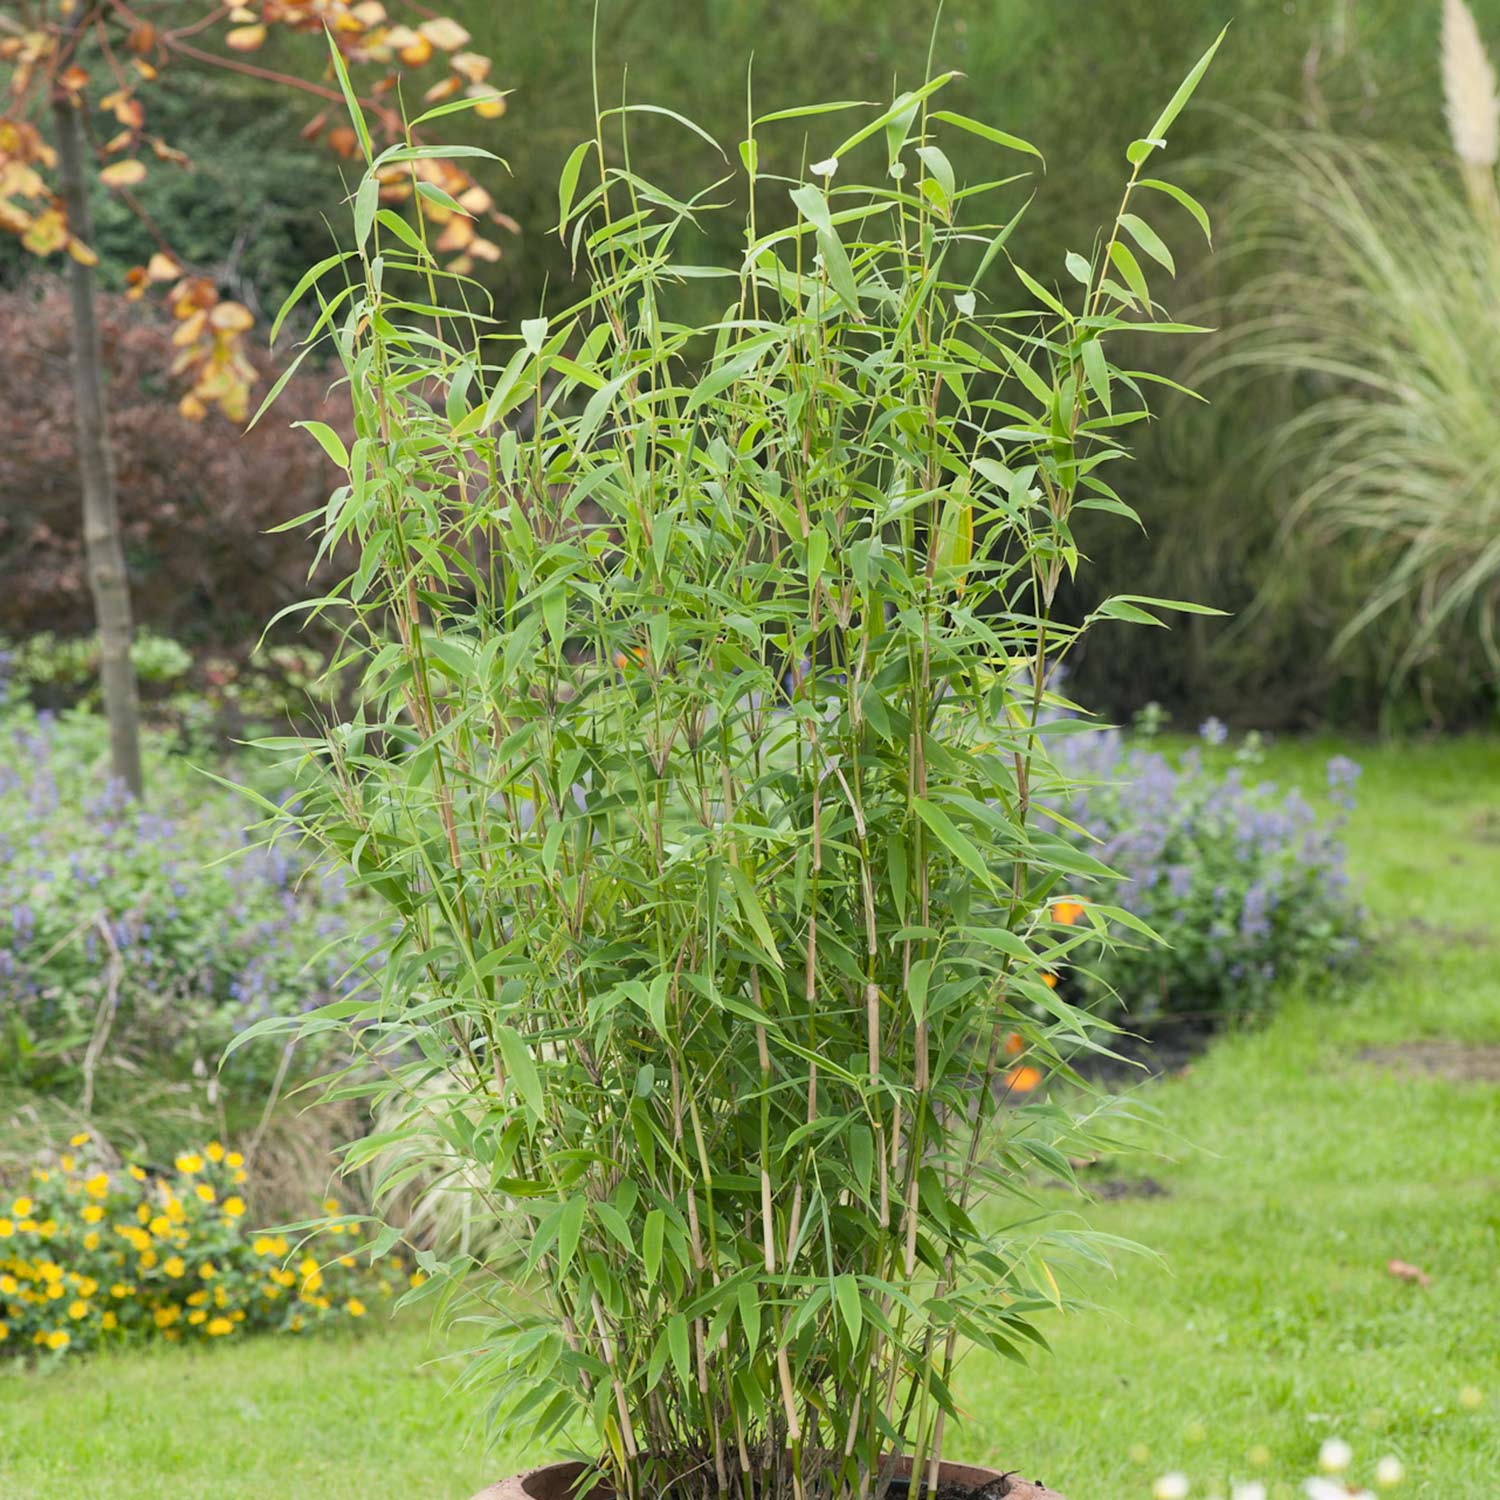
[495,1024,543,1119]
[835,1273,863,1340]
[1118,212,1175,275]
[293,421,349,470]
[728,864,785,969]
[912,798,992,885]
[643,1209,665,1287]
[557,140,595,241]
[1147,26,1228,143]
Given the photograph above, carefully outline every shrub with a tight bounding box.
[254,32,1224,1500]
[0,698,375,1095]
[0,280,351,652]
[1057,722,1363,1025]
[0,1138,408,1359]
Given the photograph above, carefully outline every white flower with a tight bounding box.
[809,157,838,178]
[1373,1455,1404,1489]
[1304,1481,1346,1500]
[1231,1483,1267,1500]
[954,291,976,317]
[1153,1474,1190,1500]
[1318,1438,1353,1474]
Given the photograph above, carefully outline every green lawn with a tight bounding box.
[3,737,1497,1499]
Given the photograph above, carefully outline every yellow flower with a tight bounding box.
[84,1172,109,1200]
[187,1308,207,1325]
[322,1198,340,1214]
[37,1218,57,1237]
[17,1220,37,1233]
[101,1311,118,1330]
[67,1299,89,1320]
[139,1248,158,1270]
[81,1204,104,1225]
[45,1283,65,1301]
[82,1231,100,1252]
[60,1154,76,1173]
[252,1236,276,1257]
[174,1153,203,1175]
[199,1262,217,1280]
[127,1164,146,1182]
[206,1142,225,1163]
[409,1270,427,1288]
[232,1169,248,1186]
[0,1322,7,1340]
[149,1215,170,1237]
[164,1256,186,1279]
[110,1283,128,1298]
[136,1204,151,1225]
[76,1276,98,1297]
[221,1196,246,1219]
[194,1183,216,1205]
[153,1304,180,1328]
[186,1290,208,1308]
[0,1219,11,1238]
[11,1197,33,1218]
[69,1132,90,1148]
[0,1275,15,1294]
[45,1329,70,1351]
[206,1316,233,1336]
[36,1261,62,1284]
[225,1151,244,1169]
[346,1297,366,1317]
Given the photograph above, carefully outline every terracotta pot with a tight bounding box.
[472,1456,1065,1500]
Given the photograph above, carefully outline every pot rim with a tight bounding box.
[470,1455,1066,1500]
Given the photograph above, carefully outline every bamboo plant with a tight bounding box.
[244,29,1223,1500]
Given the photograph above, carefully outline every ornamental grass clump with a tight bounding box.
[248,32,1223,1500]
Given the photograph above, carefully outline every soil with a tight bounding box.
[1357,1041,1500,1083]
[883,1476,1053,1500]
[1067,1014,1219,1089]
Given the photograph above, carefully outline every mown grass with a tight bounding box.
[3,737,1497,1499]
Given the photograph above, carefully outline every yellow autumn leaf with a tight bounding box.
[225,24,266,52]
[99,159,146,188]
[450,52,490,85]
[66,235,98,266]
[21,207,68,255]
[420,18,471,51]
[208,300,254,333]
[467,84,507,119]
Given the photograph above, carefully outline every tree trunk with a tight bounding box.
[51,86,144,799]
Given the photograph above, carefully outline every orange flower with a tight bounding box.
[1004,1065,1042,1094]
[1003,1032,1025,1056]
[1053,900,1085,926]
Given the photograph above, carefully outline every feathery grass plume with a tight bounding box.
[1442,0,1500,225]
[1204,129,1500,705]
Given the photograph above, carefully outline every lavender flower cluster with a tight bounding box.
[0,700,379,1090]
[1052,720,1363,1023]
